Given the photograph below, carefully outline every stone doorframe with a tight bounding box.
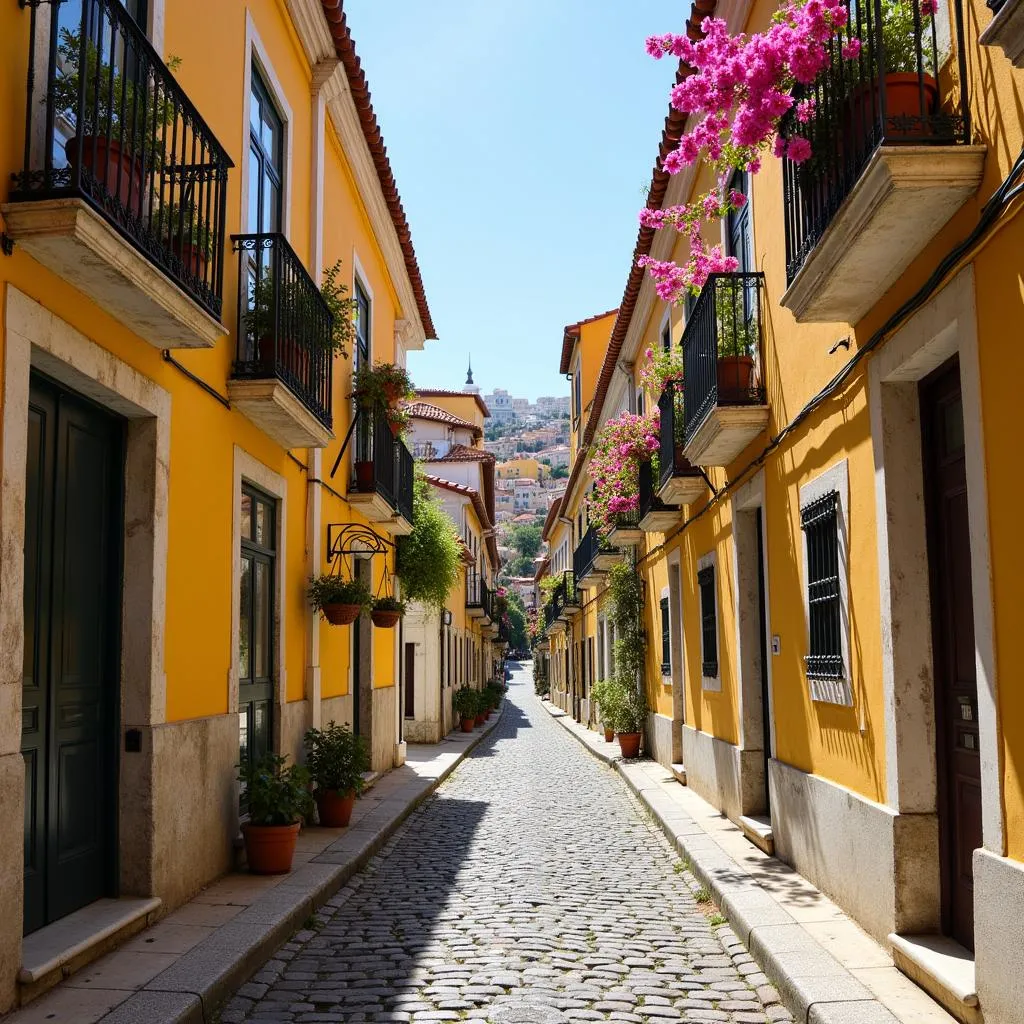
[666,550,686,762]
[0,285,170,999]
[869,264,999,933]
[730,469,775,817]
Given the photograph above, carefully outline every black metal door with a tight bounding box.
[22,374,123,935]
[239,486,275,799]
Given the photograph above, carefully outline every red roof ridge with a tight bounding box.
[404,401,482,436]
[438,443,496,463]
[319,2,436,339]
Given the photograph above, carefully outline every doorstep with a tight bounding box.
[19,898,162,1003]
[889,934,980,1024]
[738,813,774,856]
[4,706,505,1024]
[670,762,687,786]
[545,699,958,1024]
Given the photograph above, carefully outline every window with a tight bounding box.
[660,595,671,676]
[726,171,753,273]
[248,69,283,235]
[660,317,672,353]
[573,365,582,424]
[698,565,718,679]
[239,484,276,807]
[354,279,371,376]
[801,490,843,681]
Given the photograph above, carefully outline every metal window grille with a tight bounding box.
[801,491,844,681]
[660,596,671,675]
[698,566,718,678]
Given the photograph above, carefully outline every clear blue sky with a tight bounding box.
[344,1,681,402]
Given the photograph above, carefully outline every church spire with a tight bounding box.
[465,356,474,387]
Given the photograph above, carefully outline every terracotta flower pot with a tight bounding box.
[387,418,403,438]
[460,716,474,733]
[673,444,701,476]
[848,72,938,142]
[315,789,356,828]
[717,355,754,398]
[383,382,405,403]
[242,821,301,875]
[67,135,143,212]
[604,727,615,743]
[371,609,401,629]
[474,711,486,726]
[617,732,642,759]
[173,240,208,284]
[355,461,375,492]
[323,602,361,626]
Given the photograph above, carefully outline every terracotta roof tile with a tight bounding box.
[438,443,496,463]
[319,2,435,339]
[405,401,482,437]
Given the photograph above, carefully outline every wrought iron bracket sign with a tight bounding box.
[326,522,393,564]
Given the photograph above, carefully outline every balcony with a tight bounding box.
[681,273,770,467]
[657,382,707,506]
[607,509,643,548]
[348,406,415,533]
[229,233,333,448]
[3,0,231,348]
[543,597,565,635]
[574,525,621,588]
[980,0,1024,68]
[466,572,489,620]
[556,571,580,619]
[781,0,984,324]
[639,460,679,533]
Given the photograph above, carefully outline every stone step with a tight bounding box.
[889,933,980,1024]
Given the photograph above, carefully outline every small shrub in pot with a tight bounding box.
[238,753,313,874]
[453,687,478,732]
[303,721,369,828]
[308,575,371,626]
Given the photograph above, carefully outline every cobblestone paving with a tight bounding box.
[222,667,792,1024]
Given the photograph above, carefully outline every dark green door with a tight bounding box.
[22,373,123,935]
[239,485,275,804]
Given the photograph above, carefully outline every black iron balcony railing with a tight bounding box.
[544,596,559,631]
[466,571,493,618]
[612,509,641,533]
[782,0,970,283]
[574,524,616,582]
[353,404,415,523]
[232,233,333,430]
[555,570,579,612]
[639,459,674,522]
[11,0,232,317]
[657,380,707,490]
[681,273,767,444]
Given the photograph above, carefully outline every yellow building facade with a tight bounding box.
[537,1,1024,1019]
[0,0,439,1007]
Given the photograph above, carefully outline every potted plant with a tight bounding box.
[715,285,759,397]
[303,721,369,827]
[319,259,359,358]
[591,678,621,743]
[370,595,405,629]
[474,692,487,727]
[309,575,371,626]
[453,687,478,732]
[152,200,214,281]
[608,679,644,759]
[51,28,178,210]
[385,403,410,439]
[352,361,414,410]
[238,753,313,874]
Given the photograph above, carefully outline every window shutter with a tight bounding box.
[801,490,843,680]
[698,566,718,677]
[660,596,671,674]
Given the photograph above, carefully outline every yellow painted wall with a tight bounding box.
[422,393,487,434]
[497,458,545,481]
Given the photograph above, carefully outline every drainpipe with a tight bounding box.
[304,59,339,731]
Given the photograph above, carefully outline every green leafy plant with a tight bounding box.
[396,471,462,608]
[533,659,549,696]
[352,361,414,408]
[709,913,728,926]
[151,200,215,259]
[372,595,407,615]
[591,678,625,730]
[319,259,358,357]
[453,686,479,720]
[307,575,372,618]
[694,887,713,905]
[715,287,759,358]
[237,753,313,826]
[303,721,369,796]
[879,0,936,73]
[608,561,647,734]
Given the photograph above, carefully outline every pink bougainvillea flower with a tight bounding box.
[841,37,862,59]
[920,0,938,14]
[786,136,812,162]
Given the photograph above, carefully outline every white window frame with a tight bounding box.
[799,459,852,706]
[698,550,721,692]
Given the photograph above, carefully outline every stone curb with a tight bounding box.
[543,700,901,1024]
[100,704,507,1024]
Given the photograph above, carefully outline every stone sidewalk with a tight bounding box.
[4,710,506,1024]
[544,702,958,1024]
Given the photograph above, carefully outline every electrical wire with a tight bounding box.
[636,143,1024,569]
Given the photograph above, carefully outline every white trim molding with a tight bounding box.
[798,459,852,706]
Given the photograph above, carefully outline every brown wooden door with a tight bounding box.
[921,357,981,951]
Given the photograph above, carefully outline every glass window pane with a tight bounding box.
[238,709,249,769]
[255,501,267,547]
[254,560,269,679]
[239,556,252,679]
[254,702,270,760]
[265,181,279,234]
[250,90,262,135]
[247,146,261,233]
[261,112,277,162]
[241,492,252,541]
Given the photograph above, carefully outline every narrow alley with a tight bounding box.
[222,666,787,1024]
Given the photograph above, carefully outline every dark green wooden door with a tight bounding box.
[22,373,123,935]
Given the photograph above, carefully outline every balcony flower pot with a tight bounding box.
[387,417,404,438]
[176,241,208,283]
[717,355,754,396]
[355,461,375,492]
[617,732,642,758]
[673,445,702,476]
[304,721,368,828]
[309,575,371,626]
[237,753,312,875]
[848,73,938,143]
[66,136,144,212]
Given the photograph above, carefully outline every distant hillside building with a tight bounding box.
[484,388,516,424]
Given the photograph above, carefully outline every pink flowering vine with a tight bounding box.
[588,411,661,535]
[639,0,856,299]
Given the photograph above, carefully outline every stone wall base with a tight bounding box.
[646,711,677,767]
[769,757,940,944]
[974,847,1024,1024]
[278,699,309,765]
[370,685,397,773]
[0,752,24,1012]
[681,724,765,822]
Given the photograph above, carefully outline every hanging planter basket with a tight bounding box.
[371,608,401,629]
[323,602,362,626]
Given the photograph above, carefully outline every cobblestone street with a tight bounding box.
[222,665,790,1024]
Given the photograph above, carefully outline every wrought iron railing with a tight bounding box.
[555,570,579,611]
[658,381,707,491]
[612,509,641,533]
[232,233,333,429]
[639,459,675,521]
[782,0,970,283]
[11,0,232,317]
[681,273,767,444]
[353,404,415,522]
[574,524,616,582]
